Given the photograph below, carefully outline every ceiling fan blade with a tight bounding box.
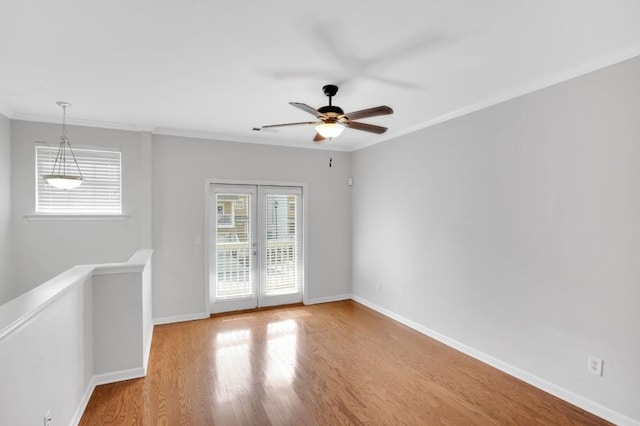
[256,121,319,130]
[343,106,393,121]
[345,121,388,134]
[313,133,326,142]
[290,102,325,118]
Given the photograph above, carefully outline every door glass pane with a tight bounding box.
[216,193,252,300]
[265,194,299,296]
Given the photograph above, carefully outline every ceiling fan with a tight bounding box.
[254,84,393,142]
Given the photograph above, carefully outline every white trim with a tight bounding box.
[12,114,349,151]
[204,181,212,314]
[154,127,352,152]
[351,295,640,426]
[24,214,130,221]
[0,266,93,342]
[70,294,638,425]
[34,140,122,153]
[153,312,209,325]
[70,376,98,426]
[302,184,309,311]
[93,264,145,275]
[93,367,146,387]
[0,106,11,119]
[204,179,309,316]
[143,325,154,372]
[10,48,640,155]
[207,178,309,187]
[304,294,351,305]
[71,365,149,426]
[258,185,304,307]
[12,113,154,133]
[350,47,640,152]
[0,251,154,426]
[71,328,154,425]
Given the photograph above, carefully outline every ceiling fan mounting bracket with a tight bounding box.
[322,84,339,97]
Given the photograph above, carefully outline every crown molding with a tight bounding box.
[11,112,155,133]
[351,46,640,152]
[8,46,639,153]
[9,112,351,151]
[153,127,353,152]
[0,104,11,119]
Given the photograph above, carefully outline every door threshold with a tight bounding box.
[210,302,304,318]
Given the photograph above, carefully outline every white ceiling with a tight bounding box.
[1,1,639,151]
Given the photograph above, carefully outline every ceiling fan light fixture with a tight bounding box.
[42,102,84,190]
[258,85,392,142]
[315,122,345,139]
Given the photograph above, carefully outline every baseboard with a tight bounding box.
[70,367,147,425]
[71,325,154,425]
[143,325,154,373]
[350,295,639,426]
[155,298,352,322]
[154,311,209,325]
[304,293,351,305]
[70,376,98,426]
[93,367,146,387]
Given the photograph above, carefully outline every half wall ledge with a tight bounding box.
[0,249,153,426]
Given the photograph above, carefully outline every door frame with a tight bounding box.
[203,178,308,315]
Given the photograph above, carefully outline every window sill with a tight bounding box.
[24,214,130,221]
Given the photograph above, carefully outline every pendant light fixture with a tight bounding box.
[43,101,84,189]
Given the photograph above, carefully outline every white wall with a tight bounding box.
[0,114,11,304]
[0,249,153,426]
[352,55,640,423]
[10,121,146,296]
[151,135,351,320]
[8,118,351,319]
[0,270,94,426]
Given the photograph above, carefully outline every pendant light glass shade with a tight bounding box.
[315,122,345,139]
[44,175,84,189]
[43,102,84,189]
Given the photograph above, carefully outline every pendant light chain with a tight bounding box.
[60,103,84,179]
[60,103,68,175]
[43,101,85,189]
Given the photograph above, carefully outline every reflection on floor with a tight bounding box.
[79,301,609,425]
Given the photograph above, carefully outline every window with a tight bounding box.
[217,201,235,228]
[35,144,122,214]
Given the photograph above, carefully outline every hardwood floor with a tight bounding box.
[80,301,609,425]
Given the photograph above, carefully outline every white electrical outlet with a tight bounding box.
[376,282,381,292]
[44,409,51,426]
[588,355,604,376]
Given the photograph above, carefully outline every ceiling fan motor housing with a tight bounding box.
[257,83,391,139]
[318,105,344,117]
[320,84,343,118]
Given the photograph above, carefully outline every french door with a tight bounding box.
[209,184,303,313]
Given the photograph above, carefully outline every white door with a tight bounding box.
[210,184,303,313]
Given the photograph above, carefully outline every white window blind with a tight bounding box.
[265,193,301,296]
[216,193,252,300]
[35,144,122,214]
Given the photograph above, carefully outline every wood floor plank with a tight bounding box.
[80,301,610,425]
